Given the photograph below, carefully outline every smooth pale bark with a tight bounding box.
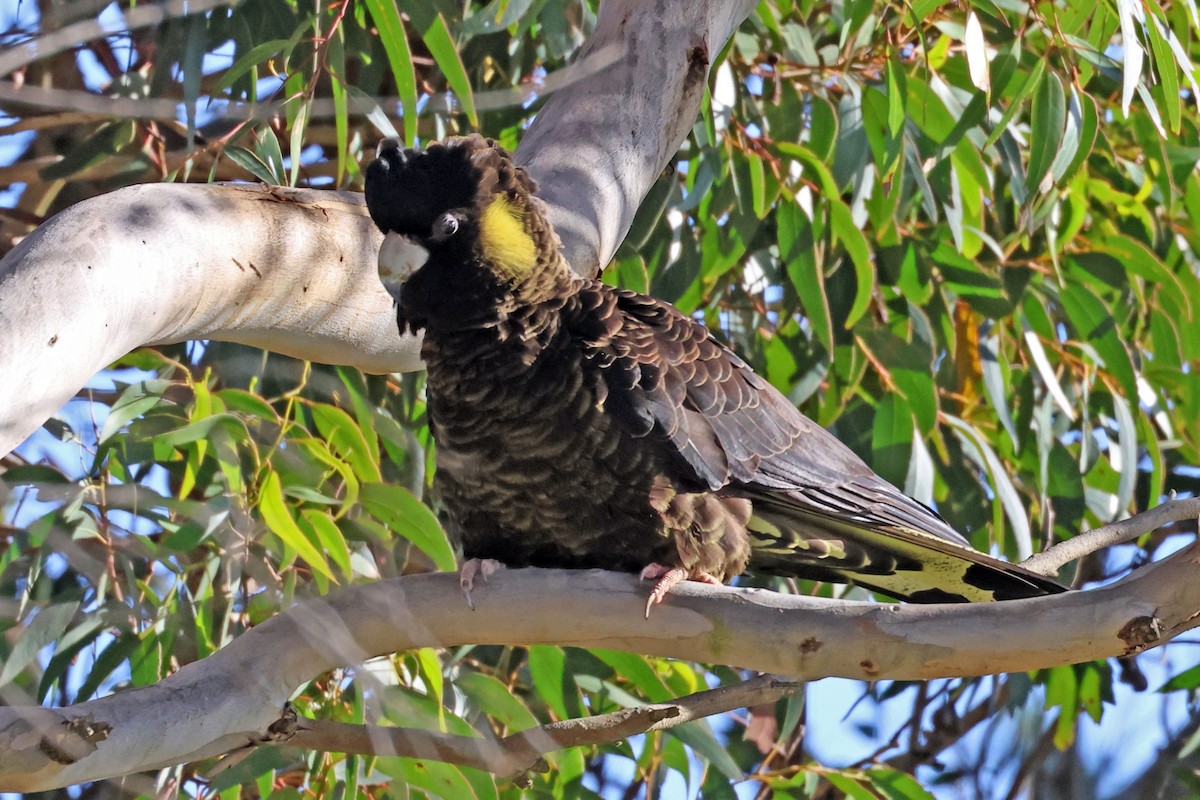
[0,543,1194,791]
[517,0,755,274]
[0,0,759,457]
[0,185,407,457]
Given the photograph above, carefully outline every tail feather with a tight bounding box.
[745,494,1066,602]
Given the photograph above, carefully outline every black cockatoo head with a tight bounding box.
[364,134,567,335]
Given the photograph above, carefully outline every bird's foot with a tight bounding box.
[639,563,721,619]
[459,558,504,610]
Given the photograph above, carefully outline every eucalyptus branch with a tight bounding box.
[245,675,798,780]
[0,0,236,77]
[0,45,623,125]
[1020,494,1200,576]
[2,535,1199,791]
[0,0,758,457]
[885,680,1010,773]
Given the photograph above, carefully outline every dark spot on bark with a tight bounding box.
[264,703,299,742]
[860,659,879,678]
[125,203,155,228]
[232,258,261,276]
[686,41,710,87]
[800,637,821,654]
[303,285,308,293]
[1119,615,1165,654]
[48,334,58,346]
[38,715,111,765]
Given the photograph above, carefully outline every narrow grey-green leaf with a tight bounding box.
[1025,71,1065,196]
[0,603,78,688]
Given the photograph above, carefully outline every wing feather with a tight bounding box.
[572,282,1066,601]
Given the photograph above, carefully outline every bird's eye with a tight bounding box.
[435,214,459,239]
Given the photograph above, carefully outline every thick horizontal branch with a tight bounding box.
[0,183,415,457]
[270,675,797,780]
[2,532,1198,791]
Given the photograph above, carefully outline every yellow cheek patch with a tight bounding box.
[479,195,538,276]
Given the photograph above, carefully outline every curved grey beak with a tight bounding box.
[377,232,429,299]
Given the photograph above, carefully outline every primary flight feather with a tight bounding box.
[363,134,1066,610]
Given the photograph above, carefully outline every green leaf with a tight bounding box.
[75,633,141,703]
[388,759,492,800]
[288,99,309,187]
[871,394,914,489]
[1093,236,1190,317]
[39,120,135,181]
[209,748,294,792]
[180,14,205,144]
[364,0,418,144]
[944,415,1032,558]
[300,510,353,578]
[979,331,1020,449]
[98,381,171,445]
[217,389,279,420]
[1160,663,1200,691]
[779,204,833,353]
[414,646,446,726]
[461,0,539,33]
[422,14,478,127]
[823,772,881,800]
[1025,70,1066,196]
[528,645,571,719]
[259,471,335,581]
[156,414,248,448]
[669,719,745,782]
[38,613,107,701]
[828,199,873,328]
[360,483,457,571]
[984,56,1046,151]
[870,767,937,800]
[0,603,78,689]
[1049,85,1085,187]
[858,330,937,434]
[592,649,671,702]
[209,39,289,98]
[310,403,381,483]
[1045,664,1079,749]
[1110,392,1138,517]
[1059,283,1138,401]
[255,126,286,183]
[329,35,350,185]
[224,146,279,184]
[456,672,539,729]
[1078,663,1105,723]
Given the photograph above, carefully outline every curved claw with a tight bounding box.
[459,558,504,610]
[639,563,721,619]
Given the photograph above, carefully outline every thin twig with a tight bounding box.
[886,680,1011,773]
[0,0,237,78]
[1020,494,1200,576]
[1002,722,1058,800]
[0,44,623,124]
[250,675,799,779]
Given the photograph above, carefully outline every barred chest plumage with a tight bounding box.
[419,301,680,573]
